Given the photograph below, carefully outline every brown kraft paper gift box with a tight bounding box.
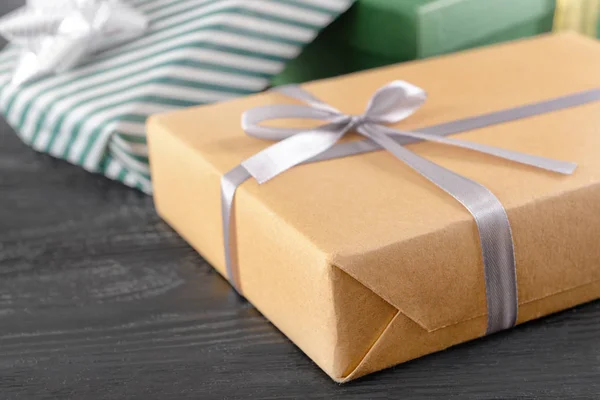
[147,33,600,382]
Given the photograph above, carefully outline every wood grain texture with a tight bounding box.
[0,2,599,398]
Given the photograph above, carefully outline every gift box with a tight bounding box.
[148,33,600,382]
[0,0,353,193]
[273,0,565,85]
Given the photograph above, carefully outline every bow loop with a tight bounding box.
[364,80,427,124]
[241,120,353,184]
[241,104,344,141]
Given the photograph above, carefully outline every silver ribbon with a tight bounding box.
[0,0,148,86]
[221,81,594,334]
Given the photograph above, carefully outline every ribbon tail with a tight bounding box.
[379,126,577,175]
[361,125,518,334]
[241,120,351,184]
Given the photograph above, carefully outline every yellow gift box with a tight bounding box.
[148,33,600,382]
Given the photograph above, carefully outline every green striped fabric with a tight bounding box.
[0,0,353,193]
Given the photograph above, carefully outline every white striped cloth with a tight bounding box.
[0,0,354,193]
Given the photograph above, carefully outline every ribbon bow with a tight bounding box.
[0,0,148,86]
[222,81,577,334]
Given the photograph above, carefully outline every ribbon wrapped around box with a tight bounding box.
[148,33,600,382]
[0,0,354,192]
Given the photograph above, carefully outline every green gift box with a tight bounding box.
[273,0,559,85]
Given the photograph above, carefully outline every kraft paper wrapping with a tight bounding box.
[148,33,600,382]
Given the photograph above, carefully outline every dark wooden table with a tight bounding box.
[1,3,600,399]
